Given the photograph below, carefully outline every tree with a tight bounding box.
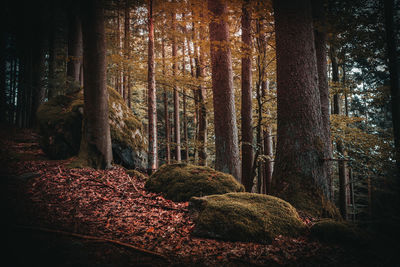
[208,0,241,181]
[67,4,83,84]
[272,0,335,216]
[147,0,158,173]
[312,0,333,198]
[241,0,254,192]
[384,0,400,176]
[79,0,113,169]
[171,9,181,162]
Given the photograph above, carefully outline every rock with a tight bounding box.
[310,219,367,245]
[37,87,147,169]
[145,163,244,202]
[189,192,306,243]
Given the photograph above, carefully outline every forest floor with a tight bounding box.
[1,126,397,266]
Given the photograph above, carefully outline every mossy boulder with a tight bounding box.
[310,219,367,245]
[37,87,147,169]
[145,163,244,202]
[189,192,306,243]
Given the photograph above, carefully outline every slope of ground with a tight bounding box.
[1,126,394,266]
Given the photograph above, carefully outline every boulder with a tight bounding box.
[189,192,306,243]
[145,163,244,202]
[37,87,147,169]
[310,219,367,245]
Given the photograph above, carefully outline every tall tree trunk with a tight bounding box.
[80,0,113,169]
[208,0,241,181]
[384,0,400,175]
[0,30,6,123]
[241,0,254,192]
[312,0,333,200]
[172,11,181,162]
[123,0,130,104]
[30,24,46,128]
[263,80,274,194]
[330,45,348,219]
[147,0,158,173]
[197,8,207,166]
[161,30,171,164]
[182,42,189,162]
[272,0,334,217]
[67,6,83,84]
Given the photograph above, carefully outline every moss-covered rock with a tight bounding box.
[37,87,147,169]
[189,192,306,243]
[145,163,244,202]
[310,219,367,245]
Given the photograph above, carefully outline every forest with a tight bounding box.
[1,0,400,266]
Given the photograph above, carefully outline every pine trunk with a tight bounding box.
[208,0,241,181]
[67,7,83,83]
[384,0,400,175]
[241,1,254,192]
[172,11,181,162]
[147,0,158,172]
[272,0,334,217]
[80,0,113,169]
[312,0,333,199]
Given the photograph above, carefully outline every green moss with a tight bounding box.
[310,219,368,245]
[145,163,244,202]
[190,192,306,243]
[37,87,146,164]
[107,87,146,150]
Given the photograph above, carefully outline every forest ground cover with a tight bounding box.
[1,126,395,266]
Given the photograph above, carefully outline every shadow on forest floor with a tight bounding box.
[1,125,398,266]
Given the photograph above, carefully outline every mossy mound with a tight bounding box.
[189,192,306,243]
[310,219,367,245]
[37,87,147,169]
[145,163,244,202]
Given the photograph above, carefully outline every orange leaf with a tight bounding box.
[146,227,155,233]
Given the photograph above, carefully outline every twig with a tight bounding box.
[15,225,168,261]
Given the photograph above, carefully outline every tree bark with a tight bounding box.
[197,8,208,166]
[384,0,400,175]
[161,30,171,164]
[272,0,333,216]
[312,0,333,200]
[123,0,130,104]
[0,30,6,123]
[172,11,181,162]
[80,0,113,169]
[67,6,83,84]
[147,0,158,173]
[330,45,348,219]
[241,1,254,192]
[30,23,46,128]
[208,0,241,181]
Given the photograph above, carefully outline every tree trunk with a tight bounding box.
[330,45,348,219]
[67,6,83,84]
[312,0,333,200]
[208,0,241,181]
[384,0,400,175]
[123,0,130,104]
[30,25,46,128]
[263,80,274,194]
[172,11,181,162]
[0,31,6,123]
[241,1,254,192]
[147,0,158,173]
[272,0,334,217]
[197,8,207,166]
[80,0,113,169]
[161,30,171,164]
